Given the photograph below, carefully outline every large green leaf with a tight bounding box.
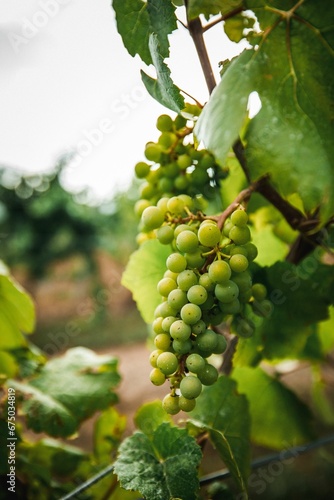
[187,0,243,20]
[232,366,314,449]
[94,407,127,463]
[0,270,35,349]
[252,260,334,360]
[141,34,185,113]
[114,423,202,500]
[134,400,172,438]
[7,347,120,437]
[112,0,177,65]
[196,0,334,219]
[188,376,250,493]
[122,239,170,323]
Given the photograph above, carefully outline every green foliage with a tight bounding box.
[122,239,170,323]
[196,0,334,220]
[7,347,120,437]
[232,367,314,449]
[188,376,250,492]
[114,422,202,500]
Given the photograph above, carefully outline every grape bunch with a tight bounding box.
[144,199,272,414]
[132,112,272,414]
[134,111,227,218]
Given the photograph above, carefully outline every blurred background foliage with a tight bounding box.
[0,158,147,352]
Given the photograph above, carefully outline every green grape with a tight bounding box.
[150,368,166,386]
[167,288,188,310]
[185,250,206,269]
[215,280,239,303]
[180,375,202,399]
[157,352,179,375]
[176,230,199,253]
[154,333,171,351]
[178,194,194,210]
[167,196,185,214]
[195,329,218,353]
[178,395,196,412]
[190,168,209,186]
[158,177,174,193]
[134,199,151,217]
[164,270,179,281]
[173,338,192,354]
[231,209,248,227]
[164,162,179,178]
[252,283,267,301]
[187,285,208,305]
[174,224,196,238]
[142,206,165,230]
[157,301,178,318]
[232,271,252,292]
[186,353,206,374]
[229,245,248,257]
[134,161,151,179]
[199,273,215,292]
[192,319,207,335]
[203,307,225,326]
[157,277,177,297]
[177,269,198,291]
[208,260,231,283]
[219,298,241,314]
[170,319,192,341]
[180,303,202,324]
[223,219,233,237]
[198,222,221,247]
[244,242,258,261]
[166,253,187,273]
[235,317,255,338]
[158,132,177,150]
[152,316,164,334]
[229,254,249,273]
[252,299,273,317]
[174,175,189,191]
[162,315,177,332]
[162,393,180,415]
[157,196,170,213]
[198,364,218,386]
[229,225,251,245]
[239,289,252,303]
[149,349,163,367]
[213,335,227,354]
[177,154,192,170]
[200,293,215,311]
[157,225,174,244]
[174,114,187,129]
[156,114,174,132]
[145,142,162,162]
[198,152,215,169]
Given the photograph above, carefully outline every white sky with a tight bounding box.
[0,0,247,203]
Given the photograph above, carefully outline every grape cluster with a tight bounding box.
[134,112,226,217]
[145,200,272,414]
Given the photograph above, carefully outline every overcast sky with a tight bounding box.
[0,0,247,203]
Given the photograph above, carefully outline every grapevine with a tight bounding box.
[134,112,273,414]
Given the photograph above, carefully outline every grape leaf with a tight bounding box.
[94,407,127,463]
[232,367,314,449]
[7,347,120,437]
[114,423,202,500]
[188,376,250,493]
[141,34,185,113]
[253,260,334,360]
[196,0,334,220]
[121,239,170,323]
[187,0,243,20]
[0,271,35,349]
[134,400,172,438]
[112,0,177,65]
